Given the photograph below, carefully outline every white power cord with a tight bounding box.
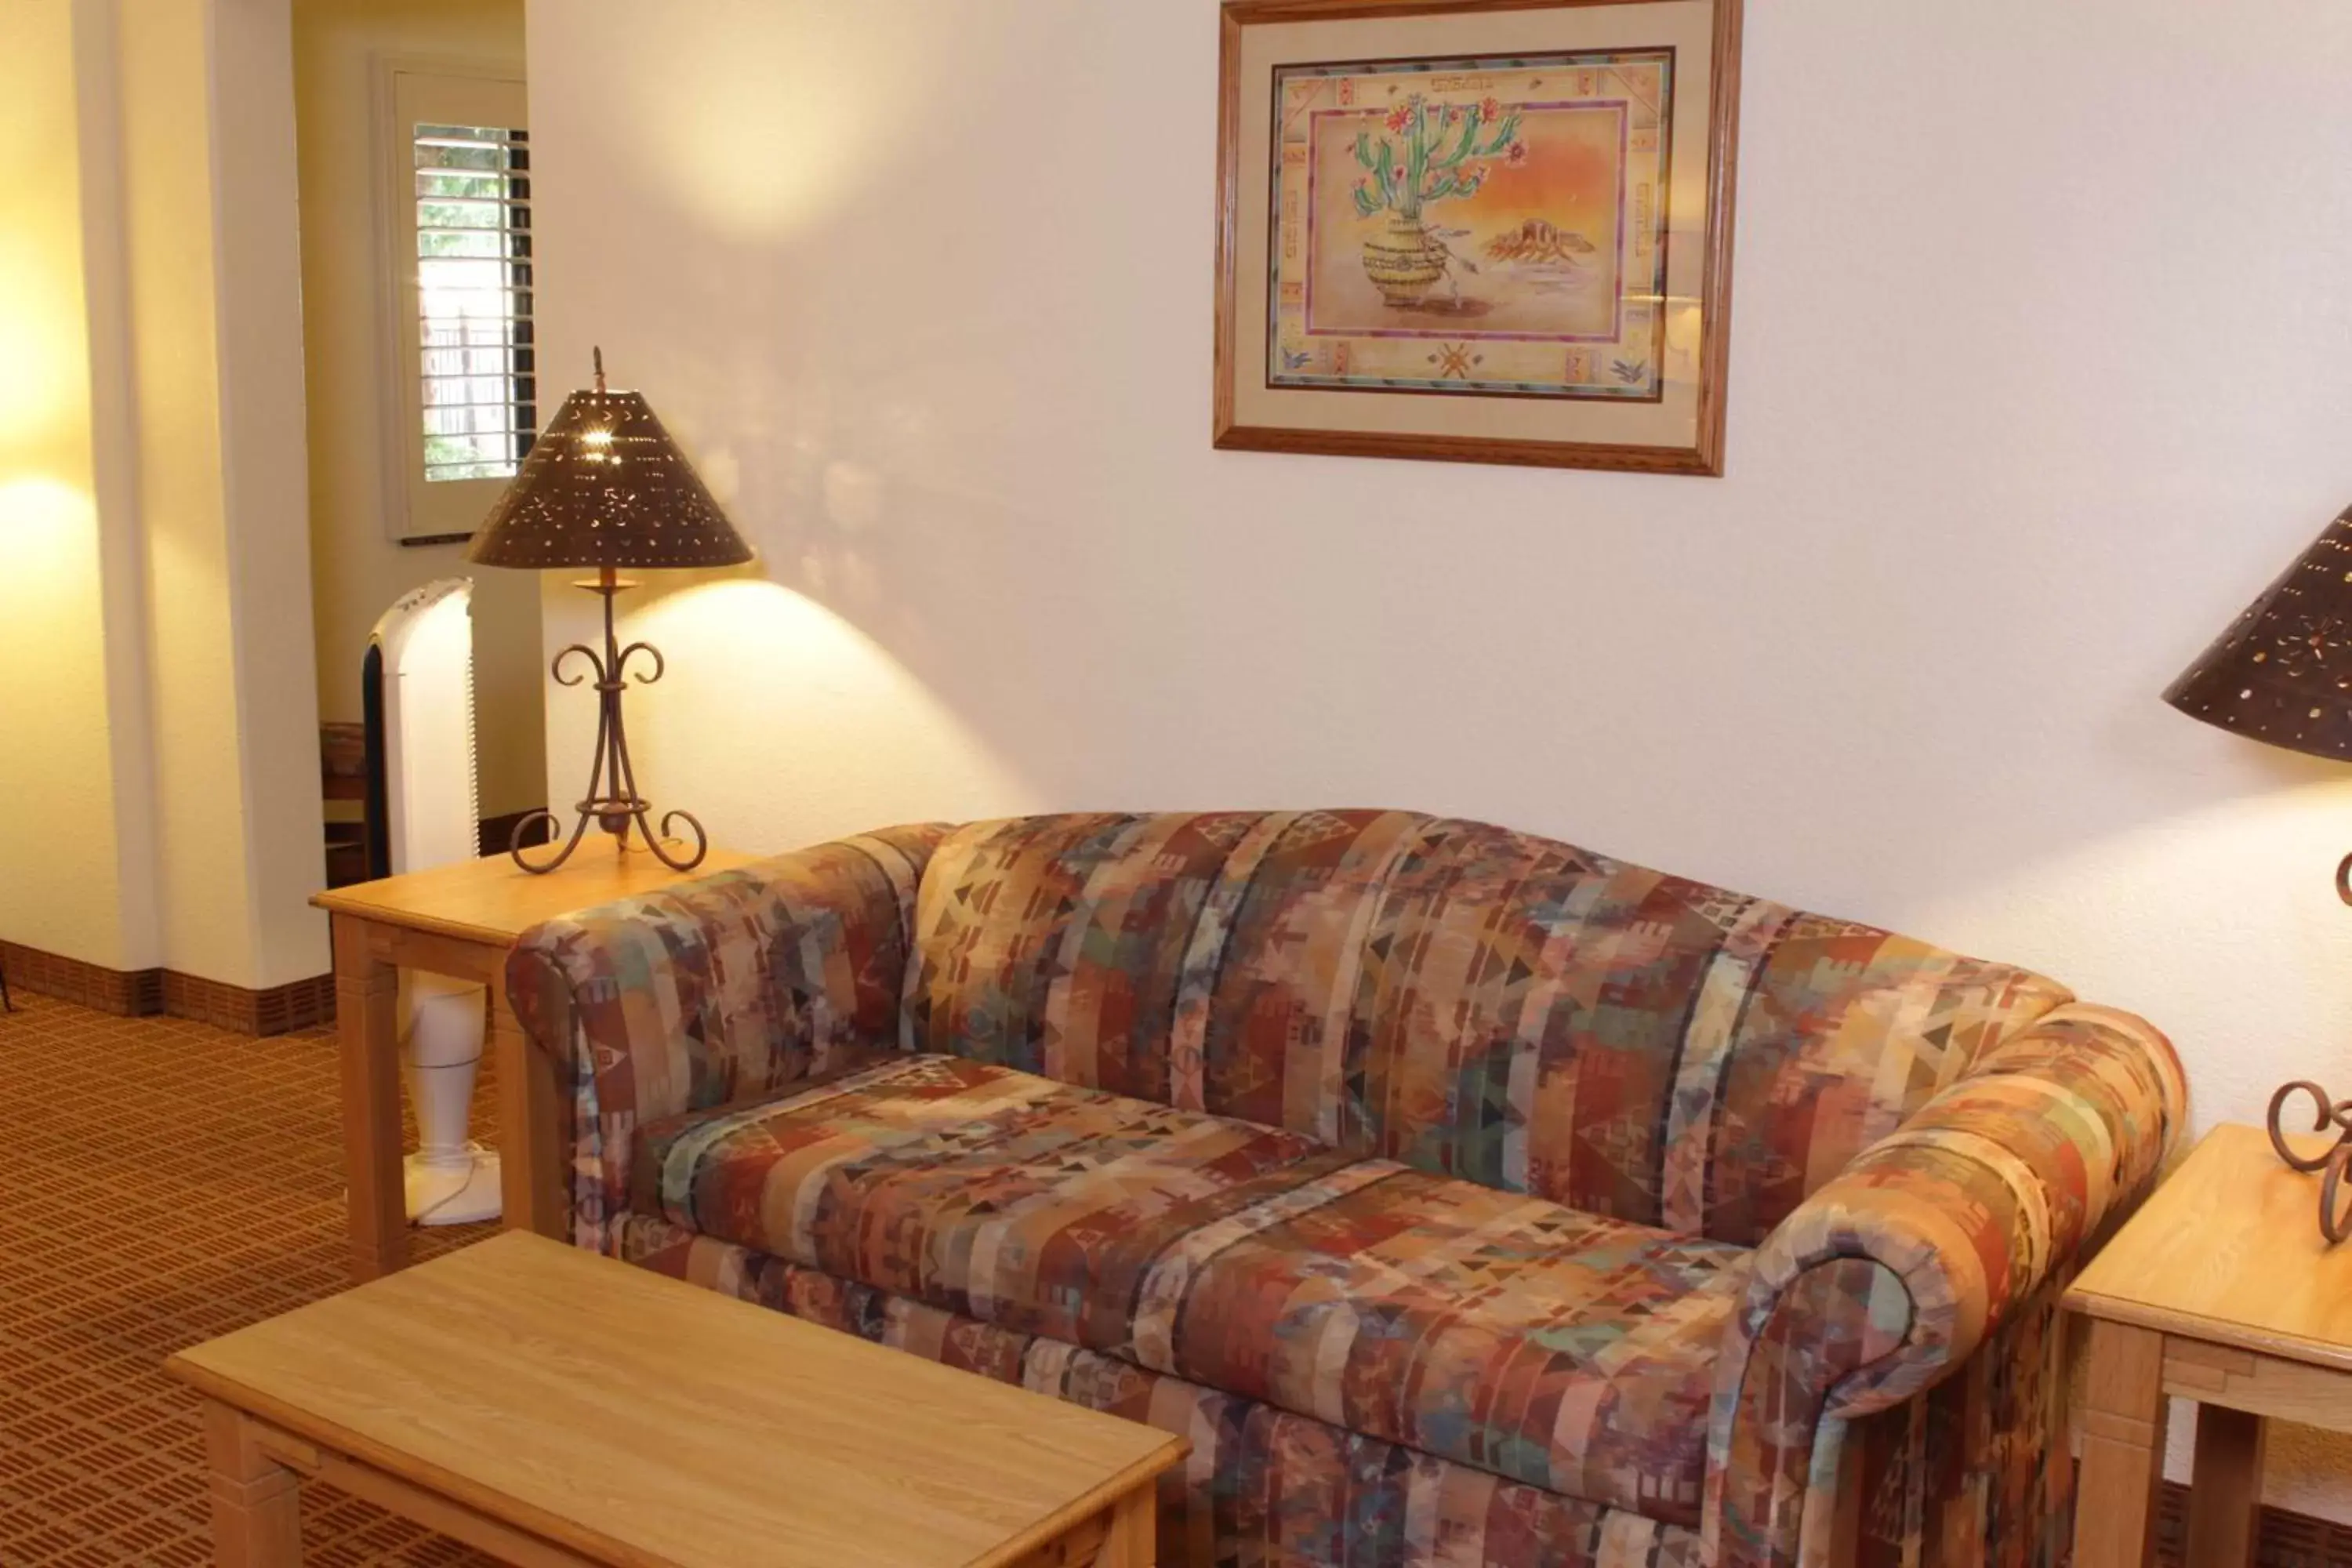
[407,1138,495,1227]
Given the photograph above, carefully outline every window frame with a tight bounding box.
[372,53,531,546]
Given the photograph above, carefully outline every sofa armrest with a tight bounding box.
[503,823,947,1250]
[1704,1003,2184,1565]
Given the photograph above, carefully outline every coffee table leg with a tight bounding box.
[1097,1485,1156,1568]
[2075,1319,2164,1568]
[2186,1404,2266,1568]
[203,1401,303,1565]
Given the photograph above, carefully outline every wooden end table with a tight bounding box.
[311,844,753,1281]
[167,1232,1185,1567]
[2067,1122,2352,1567]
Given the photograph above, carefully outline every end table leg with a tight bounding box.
[203,1402,302,1565]
[490,963,564,1240]
[2187,1404,2265,1568]
[1094,1484,1156,1568]
[2075,1319,2165,1568]
[333,915,405,1280]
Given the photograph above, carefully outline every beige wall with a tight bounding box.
[2,0,330,990]
[528,0,2352,1515]
[117,0,328,989]
[292,0,543,819]
[0,0,150,972]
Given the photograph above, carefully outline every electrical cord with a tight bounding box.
[407,1139,494,1227]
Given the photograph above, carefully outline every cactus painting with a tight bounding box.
[1217,0,1744,474]
[1264,47,1678,401]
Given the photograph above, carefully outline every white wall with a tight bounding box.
[292,0,545,821]
[528,0,2352,1515]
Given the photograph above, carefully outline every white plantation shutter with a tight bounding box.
[380,62,531,543]
[413,123,535,484]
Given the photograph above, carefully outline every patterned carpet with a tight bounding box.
[0,989,2299,1567]
[0,989,495,1565]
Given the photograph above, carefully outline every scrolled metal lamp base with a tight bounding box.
[2267,1080,2352,1245]
[507,568,710,877]
[2260,851,2352,1243]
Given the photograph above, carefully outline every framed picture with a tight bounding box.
[1214,0,1743,474]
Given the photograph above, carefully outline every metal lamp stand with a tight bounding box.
[505,565,709,875]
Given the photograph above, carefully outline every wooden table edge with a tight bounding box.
[170,1343,1192,1568]
[169,1352,648,1566]
[967,1436,1189,1568]
[2062,1287,2352,1375]
[308,893,520,949]
[308,843,764,947]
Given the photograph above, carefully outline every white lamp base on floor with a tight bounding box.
[400,971,503,1228]
[402,1146,503,1226]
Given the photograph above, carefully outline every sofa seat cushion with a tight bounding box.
[631,1054,1752,1526]
[612,1209,1705,1567]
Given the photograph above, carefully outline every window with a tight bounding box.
[379,61,530,543]
[413,123,534,484]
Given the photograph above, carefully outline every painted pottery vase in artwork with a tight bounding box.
[1362,212,1446,306]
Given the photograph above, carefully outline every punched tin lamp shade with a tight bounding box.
[2164,503,2352,763]
[463,358,750,877]
[465,386,753,572]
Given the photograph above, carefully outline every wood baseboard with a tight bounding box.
[159,970,336,1036]
[0,942,333,1037]
[0,941,164,1016]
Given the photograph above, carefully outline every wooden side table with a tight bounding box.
[311,844,753,1281]
[2067,1123,2352,1568]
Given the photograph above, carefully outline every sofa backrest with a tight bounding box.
[902,810,2074,1245]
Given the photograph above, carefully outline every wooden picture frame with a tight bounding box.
[1213,0,1743,474]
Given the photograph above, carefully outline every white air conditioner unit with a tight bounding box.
[364,578,500,1225]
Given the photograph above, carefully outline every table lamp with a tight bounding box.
[2165,500,2352,1238]
[466,348,752,874]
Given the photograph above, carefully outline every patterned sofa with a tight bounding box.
[506,811,2183,1568]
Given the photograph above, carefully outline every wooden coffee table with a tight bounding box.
[165,1233,1186,1566]
[2067,1123,2352,1568]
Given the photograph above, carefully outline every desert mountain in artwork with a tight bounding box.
[1483,219,1599,264]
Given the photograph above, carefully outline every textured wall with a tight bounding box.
[527,0,2352,1514]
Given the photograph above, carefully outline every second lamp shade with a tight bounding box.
[2165,503,2352,764]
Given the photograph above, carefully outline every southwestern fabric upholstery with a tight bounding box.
[905,811,2080,1247]
[508,823,944,1252]
[611,1209,1707,1567]
[507,810,2186,1568]
[629,1054,1745,1524]
[1709,1007,2177,1562]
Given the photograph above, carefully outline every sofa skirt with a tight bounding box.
[608,1210,1700,1568]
